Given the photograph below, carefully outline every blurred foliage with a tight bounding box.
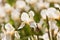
[19,24,34,40]
[6,0,16,6]
[50,3,54,7]
[55,19,60,27]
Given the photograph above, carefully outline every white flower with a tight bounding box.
[25,0,37,5]
[29,10,35,17]
[24,5,30,12]
[11,9,20,21]
[15,31,20,39]
[41,9,47,19]
[16,0,26,9]
[39,33,49,40]
[1,23,20,40]
[5,23,15,32]
[41,8,59,19]
[43,33,49,40]
[21,12,30,22]
[49,20,58,34]
[36,1,49,10]
[57,31,60,40]
[54,4,60,8]
[0,7,6,18]
[4,3,12,13]
[29,21,37,28]
[46,8,59,19]
[18,22,25,29]
[46,0,60,3]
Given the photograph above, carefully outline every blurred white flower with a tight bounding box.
[29,10,35,17]
[39,33,49,40]
[41,9,47,19]
[29,21,37,28]
[43,33,49,40]
[1,23,20,40]
[49,20,58,34]
[16,0,26,9]
[24,5,30,12]
[46,8,59,19]
[46,0,60,3]
[36,1,49,10]
[0,6,6,18]
[4,3,12,13]
[25,0,37,5]
[41,8,59,19]
[5,23,15,33]
[21,12,30,22]
[57,31,60,40]
[54,4,60,8]
[11,9,20,21]
[18,22,25,29]
[15,31,20,39]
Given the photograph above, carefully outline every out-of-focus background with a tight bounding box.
[0,0,60,40]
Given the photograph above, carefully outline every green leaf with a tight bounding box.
[6,0,16,6]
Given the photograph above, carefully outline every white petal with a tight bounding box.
[24,5,30,12]
[43,33,49,40]
[15,31,20,39]
[49,20,58,34]
[57,31,60,40]
[25,0,37,4]
[11,9,20,20]
[4,3,12,12]
[21,12,30,22]
[5,23,15,32]
[30,21,37,28]
[46,8,58,19]
[29,10,35,17]
[41,9,47,19]
[16,0,26,9]
[0,7,6,18]
[54,4,60,8]
[18,22,25,29]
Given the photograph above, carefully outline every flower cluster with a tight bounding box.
[0,0,60,40]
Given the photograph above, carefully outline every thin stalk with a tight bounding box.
[46,16,51,40]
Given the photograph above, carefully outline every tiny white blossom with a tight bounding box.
[41,9,47,19]
[21,12,30,22]
[57,31,60,40]
[4,3,12,13]
[29,21,37,28]
[0,7,6,18]
[54,4,60,8]
[29,10,35,17]
[43,33,49,40]
[11,9,20,21]
[25,0,37,5]
[49,20,58,34]
[15,31,20,39]
[18,22,25,29]
[36,1,49,10]
[24,5,30,12]
[5,23,15,32]
[16,0,26,9]
[46,8,59,19]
